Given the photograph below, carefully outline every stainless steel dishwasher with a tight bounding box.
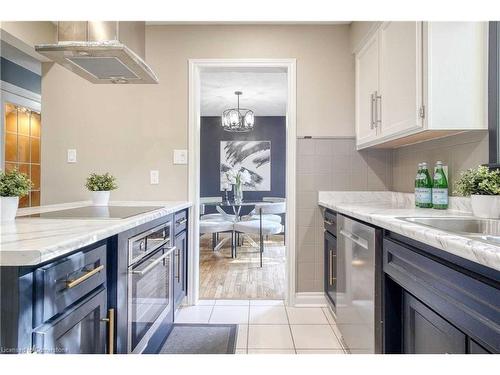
[336,214,382,354]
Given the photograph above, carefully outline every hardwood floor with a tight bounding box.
[199,233,286,300]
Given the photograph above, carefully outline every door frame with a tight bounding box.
[187,58,297,306]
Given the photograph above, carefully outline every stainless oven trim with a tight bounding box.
[127,240,175,353]
[128,222,172,265]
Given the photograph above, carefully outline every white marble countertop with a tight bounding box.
[0,200,192,266]
[318,191,500,272]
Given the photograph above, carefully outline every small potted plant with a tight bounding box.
[455,165,500,218]
[0,169,33,221]
[85,172,118,206]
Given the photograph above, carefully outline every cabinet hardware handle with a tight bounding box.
[132,247,175,276]
[375,91,382,127]
[324,219,335,226]
[370,92,376,129]
[328,249,333,286]
[101,308,115,354]
[176,218,187,225]
[175,249,181,282]
[66,264,104,289]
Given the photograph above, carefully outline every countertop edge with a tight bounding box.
[0,201,192,267]
[318,199,500,272]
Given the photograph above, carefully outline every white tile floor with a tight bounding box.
[176,299,346,354]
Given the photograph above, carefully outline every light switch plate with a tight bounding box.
[173,149,188,165]
[150,170,159,185]
[67,149,77,163]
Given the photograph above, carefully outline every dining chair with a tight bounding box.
[244,197,285,223]
[199,218,235,254]
[234,202,285,267]
[200,197,236,221]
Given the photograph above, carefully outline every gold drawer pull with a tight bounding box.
[67,265,104,289]
[101,308,115,354]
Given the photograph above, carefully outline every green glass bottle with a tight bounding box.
[432,161,449,209]
[419,162,433,208]
[415,163,422,208]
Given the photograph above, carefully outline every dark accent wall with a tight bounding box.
[200,116,286,212]
[0,57,41,94]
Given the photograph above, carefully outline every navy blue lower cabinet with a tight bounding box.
[383,232,499,354]
[173,230,188,312]
[33,287,108,354]
[324,230,337,310]
[403,291,466,353]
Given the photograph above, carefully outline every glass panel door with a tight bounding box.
[3,103,41,207]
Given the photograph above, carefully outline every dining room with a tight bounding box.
[197,67,288,301]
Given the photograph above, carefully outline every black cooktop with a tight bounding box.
[27,206,164,219]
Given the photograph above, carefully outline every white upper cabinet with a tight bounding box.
[355,31,379,145]
[378,22,423,138]
[355,22,487,150]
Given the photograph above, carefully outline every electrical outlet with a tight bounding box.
[150,170,159,185]
[173,149,188,165]
[67,149,77,163]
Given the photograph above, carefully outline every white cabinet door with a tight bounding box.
[355,32,379,147]
[378,22,423,138]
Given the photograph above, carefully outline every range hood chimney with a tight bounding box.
[35,21,158,84]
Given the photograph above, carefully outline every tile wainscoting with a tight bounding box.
[295,137,392,292]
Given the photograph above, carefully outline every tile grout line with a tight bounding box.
[246,302,250,353]
[207,304,215,323]
[321,307,347,353]
[284,306,297,354]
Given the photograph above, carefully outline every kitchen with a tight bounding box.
[0,0,499,372]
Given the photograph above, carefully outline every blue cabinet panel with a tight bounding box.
[33,287,107,354]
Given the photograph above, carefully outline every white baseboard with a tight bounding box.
[293,292,327,307]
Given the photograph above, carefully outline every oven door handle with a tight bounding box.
[132,246,175,276]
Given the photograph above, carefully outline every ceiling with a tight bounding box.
[200,70,288,116]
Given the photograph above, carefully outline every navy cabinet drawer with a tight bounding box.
[35,244,107,324]
[33,287,107,354]
[174,210,187,235]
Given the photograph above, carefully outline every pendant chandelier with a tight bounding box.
[221,91,254,132]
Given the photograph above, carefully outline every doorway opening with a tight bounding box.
[187,59,297,306]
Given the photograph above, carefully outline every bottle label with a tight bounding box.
[432,188,448,205]
[416,188,432,204]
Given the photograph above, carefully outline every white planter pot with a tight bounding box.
[470,195,500,218]
[91,191,111,206]
[1,196,19,221]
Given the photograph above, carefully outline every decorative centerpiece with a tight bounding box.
[225,168,251,204]
[85,172,118,206]
[0,169,33,221]
[455,165,500,218]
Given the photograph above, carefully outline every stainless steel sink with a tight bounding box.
[398,217,500,237]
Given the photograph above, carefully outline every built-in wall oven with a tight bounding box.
[127,222,174,353]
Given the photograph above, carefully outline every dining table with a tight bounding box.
[200,199,266,220]
[200,198,281,256]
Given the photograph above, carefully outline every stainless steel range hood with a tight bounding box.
[35,21,158,84]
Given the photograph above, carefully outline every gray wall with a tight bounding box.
[391,131,489,193]
[295,138,392,292]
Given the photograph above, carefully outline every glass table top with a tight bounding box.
[200,200,266,207]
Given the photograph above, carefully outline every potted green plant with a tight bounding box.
[85,172,118,206]
[0,169,33,221]
[455,165,500,218]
